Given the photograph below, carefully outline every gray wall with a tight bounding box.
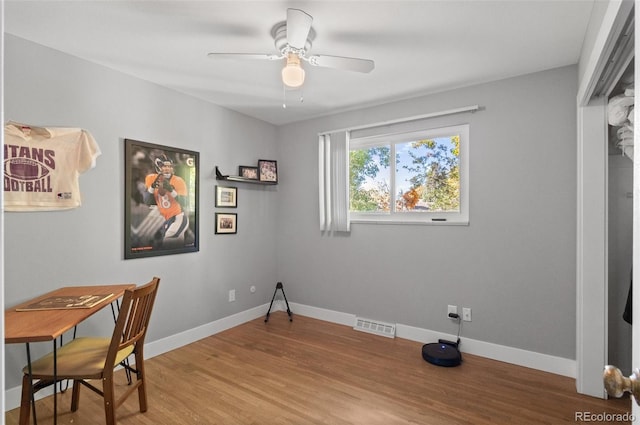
[3,34,279,388]
[276,65,578,360]
[4,33,579,390]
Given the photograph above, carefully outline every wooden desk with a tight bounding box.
[6,284,135,343]
[5,284,136,425]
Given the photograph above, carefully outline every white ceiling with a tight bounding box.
[4,0,595,126]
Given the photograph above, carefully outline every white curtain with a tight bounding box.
[318,132,350,233]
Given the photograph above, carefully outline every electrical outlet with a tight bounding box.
[228,289,236,302]
[462,307,472,322]
[448,305,458,319]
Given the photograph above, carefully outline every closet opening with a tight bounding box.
[607,58,634,378]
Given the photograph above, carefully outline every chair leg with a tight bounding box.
[135,353,148,412]
[18,374,31,425]
[103,376,117,425]
[71,379,81,412]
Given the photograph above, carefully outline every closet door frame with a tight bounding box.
[576,0,635,400]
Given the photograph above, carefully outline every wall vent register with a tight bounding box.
[354,317,396,338]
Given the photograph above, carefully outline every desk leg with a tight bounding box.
[25,343,38,425]
[53,340,57,425]
[57,333,72,393]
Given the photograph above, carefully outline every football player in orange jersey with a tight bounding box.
[144,154,189,248]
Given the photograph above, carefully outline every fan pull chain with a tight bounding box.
[282,85,304,108]
[282,83,287,108]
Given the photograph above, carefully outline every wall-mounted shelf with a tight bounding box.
[215,166,277,185]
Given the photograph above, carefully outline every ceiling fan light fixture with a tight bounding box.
[282,53,305,88]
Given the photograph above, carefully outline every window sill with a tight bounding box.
[350,218,469,226]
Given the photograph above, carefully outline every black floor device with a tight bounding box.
[421,313,462,367]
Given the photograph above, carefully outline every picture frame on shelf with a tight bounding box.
[215,212,237,234]
[239,165,258,180]
[215,185,237,208]
[124,138,199,259]
[258,159,278,183]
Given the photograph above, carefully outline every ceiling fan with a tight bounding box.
[207,8,375,89]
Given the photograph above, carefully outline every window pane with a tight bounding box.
[349,146,390,212]
[347,123,468,224]
[395,135,460,212]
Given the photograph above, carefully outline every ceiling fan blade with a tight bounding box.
[286,8,313,49]
[207,53,281,61]
[308,55,375,73]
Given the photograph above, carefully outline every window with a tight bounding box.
[349,124,469,224]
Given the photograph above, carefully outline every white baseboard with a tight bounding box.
[4,300,575,411]
[289,302,356,326]
[144,303,269,359]
[394,322,576,378]
[289,302,576,378]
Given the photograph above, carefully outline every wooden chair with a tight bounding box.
[19,277,160,425]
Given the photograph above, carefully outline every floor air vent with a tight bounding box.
[354,317,396,338]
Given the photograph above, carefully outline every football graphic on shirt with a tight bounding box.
[4,158,50,181]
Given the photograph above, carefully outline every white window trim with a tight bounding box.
[319,105,478,231]
[349,124,469,225]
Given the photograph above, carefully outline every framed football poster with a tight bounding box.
[124,139,199,259]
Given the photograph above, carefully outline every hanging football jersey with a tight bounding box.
[4,121,101,211]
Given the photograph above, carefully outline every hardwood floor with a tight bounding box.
[5,312,631,424]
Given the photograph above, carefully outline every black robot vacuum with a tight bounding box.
[422,339,462,367]
[421,313,463,367]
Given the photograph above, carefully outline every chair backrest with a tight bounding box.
[105,277,160,370]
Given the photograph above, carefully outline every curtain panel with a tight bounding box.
[318,132,350,233]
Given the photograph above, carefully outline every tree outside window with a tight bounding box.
[348,124,468,224]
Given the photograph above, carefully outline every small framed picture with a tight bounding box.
[215,185,237,208]
[258,159,278,183]
[239,166,258,180]
[215,213,237,234]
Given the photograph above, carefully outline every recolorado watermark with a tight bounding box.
[575,411,635,422]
